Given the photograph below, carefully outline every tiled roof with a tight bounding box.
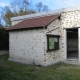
[7,14,60,30]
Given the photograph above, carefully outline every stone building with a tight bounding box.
[7,6,80,66]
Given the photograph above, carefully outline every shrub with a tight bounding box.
[0,28,9,50]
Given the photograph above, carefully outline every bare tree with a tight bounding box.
[0,10,4,27]
[1,0,50,27]
[0,14,2,25]
[35,2,50,12]
[2,6,15,26]
[11,0,31,14]
[2,0,35,26]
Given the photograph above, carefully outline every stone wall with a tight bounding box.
[43,18,62,66]
[9,29,45,66]
[42,10,80,66]
[0,50,9,55]
[61,11,80,28]
[60,10,80,61]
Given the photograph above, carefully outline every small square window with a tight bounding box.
[47,34,60,51]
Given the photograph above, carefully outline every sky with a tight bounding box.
[0,0,80,10]
[0,0,80,26]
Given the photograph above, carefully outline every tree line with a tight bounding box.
[0,0,50,27]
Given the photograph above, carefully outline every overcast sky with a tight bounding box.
[0,0,80,10]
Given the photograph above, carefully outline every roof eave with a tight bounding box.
[6,26,46,31]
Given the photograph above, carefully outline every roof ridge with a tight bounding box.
[11,6,80,21]
[23,14,60,20]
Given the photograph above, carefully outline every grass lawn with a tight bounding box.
[0,55,80,80]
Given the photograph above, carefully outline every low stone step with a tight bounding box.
[64,59,79,65]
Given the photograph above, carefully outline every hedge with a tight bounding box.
[0,28,9,50]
